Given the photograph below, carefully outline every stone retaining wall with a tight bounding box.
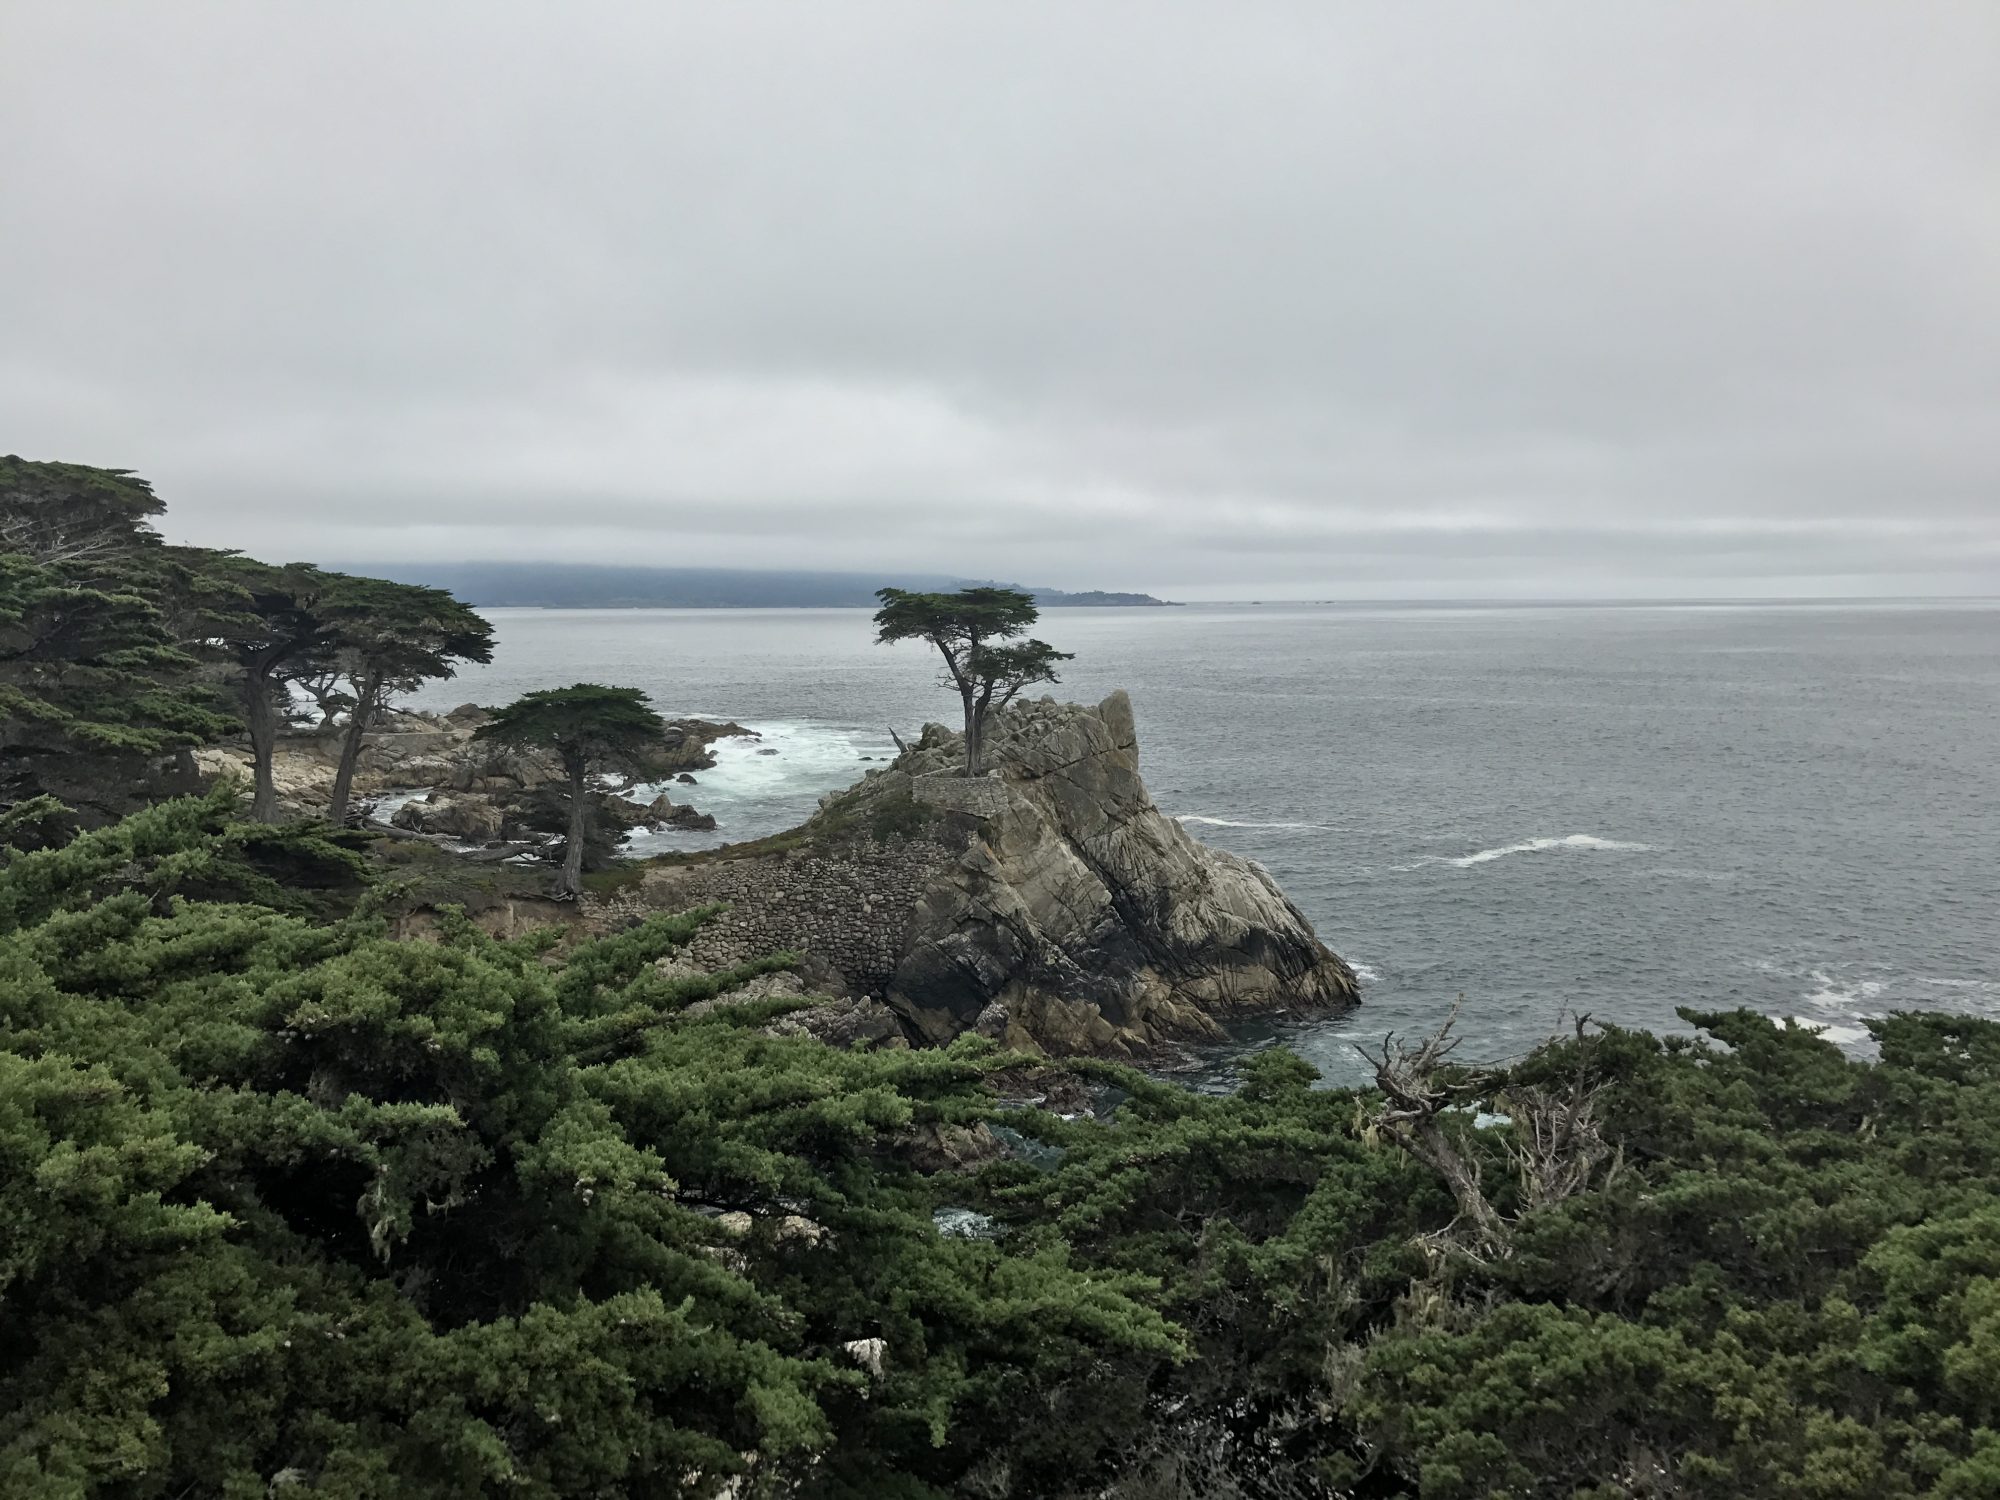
[637,836,958,998]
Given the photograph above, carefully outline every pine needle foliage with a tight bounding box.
[977,1016,2000,1498]
[0,798,1180,1498]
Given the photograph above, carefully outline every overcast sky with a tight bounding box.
[4,4,1996,598]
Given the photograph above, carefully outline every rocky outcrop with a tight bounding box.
[628,691,1357,1058]
[877,691,1358,1054]
[253,688,1354,1059]
[193,707,744,829]
[391,792,505,841]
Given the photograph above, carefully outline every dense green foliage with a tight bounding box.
[0,459,232,839]
[872,586,1070,775]
[476,684,668,898]
[0,795,1178,1497]
[974,1016,2000,1496]
[1,458,506,838]
[7,793,1999,1495]
[317,577,494,822]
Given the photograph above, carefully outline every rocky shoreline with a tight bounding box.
[203,691,1359,1058]
[196,706,750,850]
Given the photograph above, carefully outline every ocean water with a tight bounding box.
[407,602,2000,1085]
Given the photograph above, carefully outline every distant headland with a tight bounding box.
[338,562,1181,610]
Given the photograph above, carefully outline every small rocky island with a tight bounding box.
[644,691,1357,1056]
[199,691,1357,1058]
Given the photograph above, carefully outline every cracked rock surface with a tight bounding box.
[883,690,1359,1056]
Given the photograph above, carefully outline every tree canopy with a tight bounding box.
[3,457,506,836]
[318,576,494,821]
[192,556,349,822]
[475,684,666,897]
[873,587,1071,775]
[0,460,233,841]
[0,455,166,567]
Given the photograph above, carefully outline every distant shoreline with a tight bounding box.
[336,563,1180,610]
[463,599,1187,610]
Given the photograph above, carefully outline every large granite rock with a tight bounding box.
[391,792,505,841]
[877,691,1358,1054]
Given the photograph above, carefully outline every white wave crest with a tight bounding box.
[1448,834,1653,868]
[1348,961,1383,984]
[1176,815,1335,832]
[1803,970,1885,1007]
[1783,1016,1873,1047]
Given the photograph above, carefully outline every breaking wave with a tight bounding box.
[1803,970,1886,1008]
[1447,834,1653,868]
[1176,815,1336,832]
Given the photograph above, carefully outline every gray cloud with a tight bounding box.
[3,2,1996,597]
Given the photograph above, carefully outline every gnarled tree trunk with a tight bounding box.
[328,669,384,825]
[558,756,588,898]
[243,677,280,823]
[961,689,984,777]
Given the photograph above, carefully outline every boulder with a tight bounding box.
[390,794,505,841]
[652,718,756,773]
[900,1121,1005,1174]
[613,690,1356,1059]
[602,792,660,826]
[879,691,1359,1055]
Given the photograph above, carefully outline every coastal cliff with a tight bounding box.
[640,691,1359,1056]
[884,690,1357,1052]
[204,689,1357,1057]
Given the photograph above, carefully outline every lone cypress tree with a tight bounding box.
[873,586,1072,776]
[474,683,664,897]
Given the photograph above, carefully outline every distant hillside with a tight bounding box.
[339,563,1178,609]
[976,584,1181,608]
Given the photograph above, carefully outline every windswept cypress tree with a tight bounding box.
[0,458,232,841]
[475,683,665,898]
[318,576,494,823]
[873,587,1071,776]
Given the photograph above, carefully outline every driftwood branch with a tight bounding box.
[1370,1004,1622,1260]
[1369,998,1511,1253]
[1499,1011,1622,1212]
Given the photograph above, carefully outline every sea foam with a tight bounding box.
[1176,815,1336,832]
[1784,1016,1873,1048]
[1447,834,1653,868]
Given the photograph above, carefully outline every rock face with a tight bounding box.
[876,691,1358,1054]
[390,793,505,841]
